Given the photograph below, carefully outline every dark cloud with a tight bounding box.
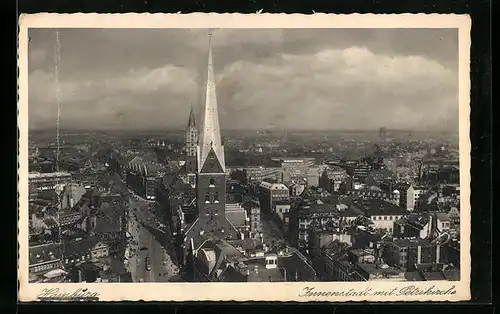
[28,28,458,131]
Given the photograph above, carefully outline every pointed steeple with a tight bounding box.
[187,103,196,128]
[198,31,225,172]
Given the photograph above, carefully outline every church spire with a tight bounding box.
[187,102,196,128]
[198,31,225,172]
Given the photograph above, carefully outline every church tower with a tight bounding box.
[184,32,238,251]
[185,103,198,186]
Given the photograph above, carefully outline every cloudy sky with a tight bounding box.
[28,28,458,131]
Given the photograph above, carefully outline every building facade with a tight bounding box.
[29,172,72,191]
[257,181,290,213]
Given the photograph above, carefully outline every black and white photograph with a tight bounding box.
[18,13,471,302]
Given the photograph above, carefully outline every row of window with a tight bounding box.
[371,215,402,221]
[65,254,90,264]
[204,192,220,203]
[30,261,57,273]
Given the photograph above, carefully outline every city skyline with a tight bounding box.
[28,28,458,133]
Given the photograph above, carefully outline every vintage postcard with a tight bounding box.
[18,13,471,302]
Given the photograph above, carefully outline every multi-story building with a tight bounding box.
[346,188,398,205]
[273,157,315,168]
[319,166,349,193]
[393,212,452,239]
[243,199,262,240]
[126,157,164,200]
[257,181,290,213]
[289,200,340,249]
[29,242,64,280]
[272,157,316,183]
[353,199,409,234]
[244,166,283,183]
[407,185,425,211]
[29,172,72,191]
[382,238,448,271]
[380,181,424,211]
[336,160,371,182]
[305,167,320,187]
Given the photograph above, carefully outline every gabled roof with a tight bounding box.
[199,147,224,174]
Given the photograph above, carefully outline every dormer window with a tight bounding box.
[209,179,215,188]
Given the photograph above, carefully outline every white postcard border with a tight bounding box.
[18,13,472,302]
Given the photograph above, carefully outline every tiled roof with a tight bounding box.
[227,238,261,251]
[94,215,120,234]
[338,206,364,217]
[218,265,247,282]
[442,269,460,281]
[29,243,63,265]
[347,189,394,199]
[225,209,247,228]
[356,199,408,216]
[422,271,446,281]
[259,181,288,190]
[404,271,425,281]
[63,236,102,258]
[435,212,450,222]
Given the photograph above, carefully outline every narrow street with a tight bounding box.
[109,172,179,282]
[261,211,289,247]
[126,197,179,282]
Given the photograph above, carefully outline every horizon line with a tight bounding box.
[28,127,457,134]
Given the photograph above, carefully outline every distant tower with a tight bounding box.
[185,103,198,185]
[379,127,387,142]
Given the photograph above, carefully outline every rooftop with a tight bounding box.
[421,271,446,281]
[355,199,408,216]
[29,172,71,179]
[272,157,315,162]
[391,238,433,247]
[299,201,337,214]
[225,205,247,228]
[64,236,103,258]
[29,242,63,266]
[259,181,289,190]
[357,263,404,278]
